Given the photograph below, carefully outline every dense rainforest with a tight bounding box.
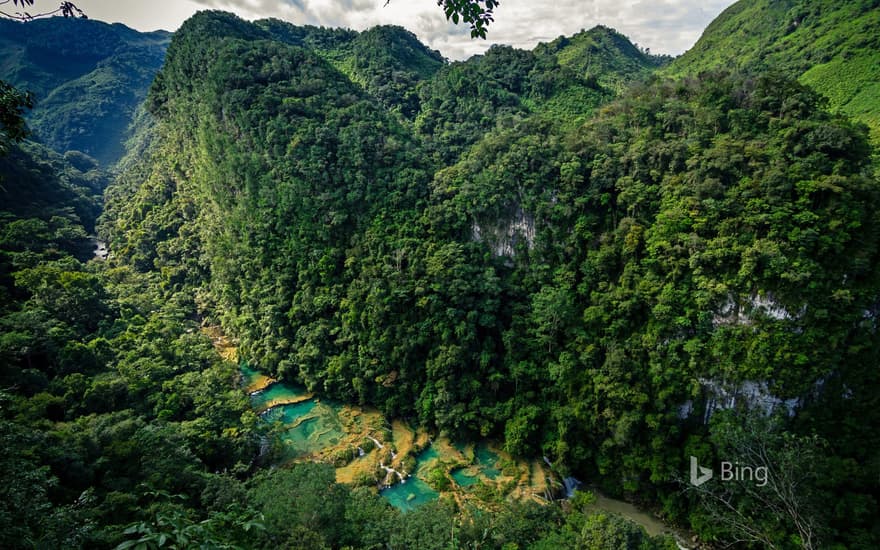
[1,0,879,548]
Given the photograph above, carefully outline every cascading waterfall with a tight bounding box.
[379,462,406,485]
[563,476,582,498]
[241,365,686,544]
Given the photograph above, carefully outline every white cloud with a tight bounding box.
[72,0,207,33]
[72,0,737,60]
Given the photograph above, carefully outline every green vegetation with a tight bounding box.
[666,0,880,142]
[0,125,263,546]
[0,138,679,548]
[100,10,880,547]
[0,17,170,165]
[538,25,669,93]
[257,21,445,119]
[2,1,880,547]
[0,80,33,154]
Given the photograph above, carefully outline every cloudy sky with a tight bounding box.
[69,0,736,60]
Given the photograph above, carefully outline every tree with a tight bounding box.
[687,412,828,549]
[115,491,263,550]
[248,464,349,547]
[385,0,499,38]
[435,0,498,38]
[0,81,32,155]
[0,0,84,20]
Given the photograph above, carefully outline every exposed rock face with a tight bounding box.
[471,205,536,258]
[712,292,803,327]
[696,378,800,424]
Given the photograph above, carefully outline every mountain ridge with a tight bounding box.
[0,16,170,165]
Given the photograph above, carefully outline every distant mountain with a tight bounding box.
[256,20,445,118]
[412,25,658,164]
[536,25,666,93]
[666,0,880,141]
[0,17,170,165]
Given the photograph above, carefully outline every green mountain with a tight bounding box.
[256,20,445,117]
[666,0,880,141]
[0,17,170,165]
[413,25,660,164]
[108,11,662,424]
[536,25,667,92]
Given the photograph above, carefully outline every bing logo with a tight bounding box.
[689,456,769,487]
[690,456,713,486]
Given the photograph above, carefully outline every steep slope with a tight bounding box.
[0,141,104,230]
[0,17,170,165]
[107,11,436,402]
[425,69,880,547]
[666,0,880,141]
[106,10,661,432]
[0,139,263,549]
[0,141,107,297]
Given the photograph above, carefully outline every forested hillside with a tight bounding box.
[106,10,682,439]
[2,1,879,548]
[666,0,880,142]
[0,17,170,165]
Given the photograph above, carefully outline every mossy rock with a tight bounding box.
[426,467,451,491]
[330,447,356,467]
[501,464,519,477]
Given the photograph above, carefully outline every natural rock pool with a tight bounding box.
[239,364,689,546]
[379,476,440,511]
[243,365,349,458]
[240,364,545,507]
